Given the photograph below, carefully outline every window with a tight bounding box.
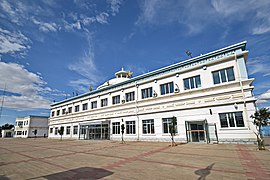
[162,118,178,133]
[18,121,23,127]
[57,110,60,116]
[101,98,108,107]
[50,128,53,133]
[125,92,135,102]
[82,103,88,110]
[160,82,174,95]
[212,67,235,84]
[184,75,201,90]
[62,108,66,115]
[141,87,153,99]
[17,131,22,135]
[91,101,97,109]
[126,121,136,134]
[73,126,78,135]
[75,105,80,112]
[112,122,120,134]
[142,119,155,134]
[66,126,70,135]
[51,111,55,117]
[219,112,244,128]
[112,95,120,105]
[68,107,72,113]
[55,127,58,135]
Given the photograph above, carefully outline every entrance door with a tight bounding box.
[80,122,110,140]
[186,121,206,142]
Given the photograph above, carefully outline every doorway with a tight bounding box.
[186,121,207,142]
[79,121,110,140]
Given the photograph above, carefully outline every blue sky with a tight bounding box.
[0,0,270,125]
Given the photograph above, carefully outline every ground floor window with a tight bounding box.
[66,126,70,135]
[112,122,120,134]
[162,117,177,133]
[142,119,155,134]
[73,126,78,135]
[17,131,22,135]
[55,127,58,135]
[219,112,244,128]
[126,121,136,134]
[50,128,53,133]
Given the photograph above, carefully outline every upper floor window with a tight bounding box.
[62,108,66,115]
[68,107,72,113]
[56,110,60,116]
[112,95,120,105]
[101,98,108,107]
[212,67,235,85]
[51,111,55,117]
[160,82,174,95]
[126,91,135,102]
[219,112,244,128]
[91,101,97,109]
[141,87,153,99]
[75,105,80,112]
[184,75,201,90]
[82,103,88,111]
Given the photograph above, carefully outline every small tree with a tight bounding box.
[250,108,270,150]
[121,124,125,144]
[58,126,64,141]
[33,129,37,139]
[169,116,177,147]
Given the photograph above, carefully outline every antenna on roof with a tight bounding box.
[89,85,93,92]
[185,50,193,58]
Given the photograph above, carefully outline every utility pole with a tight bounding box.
[0,83,6,121]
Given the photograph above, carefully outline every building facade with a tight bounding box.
[14,116,49,138]
[49,41,257,143]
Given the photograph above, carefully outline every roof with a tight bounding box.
[51,41,247,107]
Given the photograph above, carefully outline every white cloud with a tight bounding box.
[0,28,30,55]
[32,18,58,33]
[0,61,64,110]
[256,89,270,105]
[96,12,109,24]
[247,56,270,77]
[107,0,122,16]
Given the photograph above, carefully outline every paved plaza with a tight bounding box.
[0,138,270,180]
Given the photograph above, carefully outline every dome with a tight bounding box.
[96,68,133,90]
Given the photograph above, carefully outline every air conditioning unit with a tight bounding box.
[175,88,179,93]
[153,92,157,97]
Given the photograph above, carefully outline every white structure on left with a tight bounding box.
[14,116,49,138]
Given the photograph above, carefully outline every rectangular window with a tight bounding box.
[212,67,235,85]
[66,126,71,135]
[112,122,120,134]
[141,87,153,99]
[183,75,201,90]
[17,131,22,135]
[62,108,66,115]
[57,110,60,116]
[82,103,88,110]
[51,111,55,117]
[162,118,178,134]
[125,91,135,102]
[75,105,80,112]
[73,126,78,135]
[219,112,244,128]
[55,127,58,135]
[101,98,108,107]
[142,119,155,134]
[160,82,174,95]
[50,128,53,133]
[91,101,97,109]
[126,121,136,134]
[68,107,72,113]
[112,95,120,105]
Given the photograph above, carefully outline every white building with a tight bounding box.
[49,41,257,143]
[14,116,49,138]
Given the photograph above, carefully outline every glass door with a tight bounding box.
[186,121,207,143]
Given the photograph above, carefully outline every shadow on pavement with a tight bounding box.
[42,167,113,180]
[194,163,215,180]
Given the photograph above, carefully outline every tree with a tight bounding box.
[1,124,14,130]
[169,116,177,147]
[58,126,64,141]
[250,108,270,150]
[121,124,125,144]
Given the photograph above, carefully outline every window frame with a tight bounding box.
[125,91,135,102]
[66,126,71,135]
[126,121,136,134]
[160,82,174,95]
[112,95,120,105]
[183,75,201,90]
[82,103,88,111]
[142,119,155,134]
[73,126,78,135]
[212,67,235,85]
[74,105,80,112]
[219,111,245,128]
[112,122,120,134]
[101,98,108,107]
[162,117,178,134]
[141,87,153,99]
[91,101,97,109]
